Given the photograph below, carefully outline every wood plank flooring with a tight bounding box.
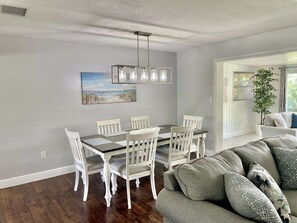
[0,163,166,223]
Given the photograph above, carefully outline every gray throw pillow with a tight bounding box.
[263,134,297,151]
[282,112,293,128]
[273,113,288,128]
[174,150,245,202]
[247,162,291,223]
[224,172,282,223]
[232,140,281,185]
[264,113,277,126]
[273,147,297,190]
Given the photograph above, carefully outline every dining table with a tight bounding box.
[81,124,208,207]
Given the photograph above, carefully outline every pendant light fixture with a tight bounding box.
[111,31,172,84]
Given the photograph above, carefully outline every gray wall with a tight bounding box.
[177,25,297,151]
[0,36,177,180]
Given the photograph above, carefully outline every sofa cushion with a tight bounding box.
[292,113,297,128]
[232,140,281,185]
[274,113,288,128]
[247,162,291,222]
[263,134,297,151]
[265,113,277,126]
[157,189,256,223]
[224,172,282,223]
[282,112,293,128]
[283,190,297,217]
[273,147,297,190]
[292,216,297,223]
[174,150,245,202]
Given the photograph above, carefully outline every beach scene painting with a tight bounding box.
[81,72,136,104]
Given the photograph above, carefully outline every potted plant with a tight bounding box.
[252,68,278,135]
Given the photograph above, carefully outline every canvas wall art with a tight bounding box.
[81,72,136,104]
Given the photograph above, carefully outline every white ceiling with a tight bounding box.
[2,0,297,52]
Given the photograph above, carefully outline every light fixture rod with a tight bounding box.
[147,35,150,67]
[134,31,152,67]
[137,33,139,66]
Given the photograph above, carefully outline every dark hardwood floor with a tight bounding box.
[0,162,166,223]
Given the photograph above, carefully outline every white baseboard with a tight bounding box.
[0,165,75,189]
[223,129,255,139]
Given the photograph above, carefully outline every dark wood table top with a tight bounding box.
[81,124,208,154]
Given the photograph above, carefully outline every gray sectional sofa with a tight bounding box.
[156,134,297,223]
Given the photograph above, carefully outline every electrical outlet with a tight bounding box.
[41,150,47,159]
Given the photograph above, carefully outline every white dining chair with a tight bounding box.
[110,127,159,209]
[97,119,121,134]
[130,115,150,130]
[65,128,104,201]
[183,115,204,158]
[155,125,195,170]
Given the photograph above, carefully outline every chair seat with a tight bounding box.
[155,147,187,162]
[81,155,104,171]
[110,159,151,175]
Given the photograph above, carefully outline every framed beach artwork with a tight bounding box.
[81,72,136,104]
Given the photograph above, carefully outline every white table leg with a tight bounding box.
[102,155,112,207]
[200,133,207,157]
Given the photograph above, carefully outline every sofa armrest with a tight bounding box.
[156,189,255,223]
[163,170,181,191]
[261,125,297,138]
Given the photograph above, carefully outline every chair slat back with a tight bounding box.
[183,115,203,130]
[65,128,85,164]
[169,125,195,158]
[97,119,121,134]
[126,128,159,168]
[130,115,150,130]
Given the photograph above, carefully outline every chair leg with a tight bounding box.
[126,179,131,209]
[74,170,79,191]
[83,173,89,202]
[196,149,199,159]
[150,172,157,200]
[101,171,105,182]
[197,138,201,158]
[111,173,118,195]
[136,178,140,188]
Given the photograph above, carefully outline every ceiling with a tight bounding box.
[2,0,297,52]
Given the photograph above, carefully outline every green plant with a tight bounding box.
[252,68,278,125]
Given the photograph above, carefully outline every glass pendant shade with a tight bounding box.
[140,68,148,81]
[112,65,172,84]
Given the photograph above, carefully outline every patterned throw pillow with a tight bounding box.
[247,162,291,223]
[224,172,282,223]
[273,147,297,190]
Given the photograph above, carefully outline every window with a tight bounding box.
[286,72,297,112]
[233,72,253,101]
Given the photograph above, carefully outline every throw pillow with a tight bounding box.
[291,113,297,128]
[273,147,297,190]
[232,140,281,185]
[282,112,293,128]
[247,162,291,223]
[174,150,245,202]
[263,134,297,151]
[274,113,288,128]
[224,172,282,223]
